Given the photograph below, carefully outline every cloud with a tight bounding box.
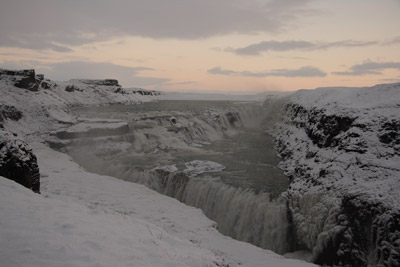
[208,66,326,77]
[1,61,169,87]
[235,41,314,55]
[332,61,400,76]
[383,36,400,45]
[318,40,378,49]
[233,40,378,55]
[0,0,318,51]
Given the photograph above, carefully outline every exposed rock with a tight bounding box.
[36,74,44,81]
[225,111,241,125]
[40,80,51,89]
[0,105,22,123]
[65,85,78,92]
[132,88,162,96]
[338,194,400,267]
[0,130,40,193]
[0,69,41,91]
[72,79,120,87]
[379,119,400,155]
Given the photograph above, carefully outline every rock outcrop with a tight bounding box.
[76,79,120,87]
[0,69,42,91]
[0,130,40,193]
[0,105,22,126]
[274,84,400,266]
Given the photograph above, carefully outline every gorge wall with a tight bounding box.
[274,84,400,266]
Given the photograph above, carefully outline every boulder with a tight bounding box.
[0,105,22,123]
[0,130,40,193]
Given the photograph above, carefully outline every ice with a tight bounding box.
[183,160,226,175]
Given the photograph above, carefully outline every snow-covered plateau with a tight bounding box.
[0,69,316,267]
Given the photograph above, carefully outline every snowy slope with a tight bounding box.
[275,83,400,266]
[0,143,316,267]
[0,69,160,138]
[0,177,220,267]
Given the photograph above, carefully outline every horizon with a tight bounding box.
[1,0,400,92]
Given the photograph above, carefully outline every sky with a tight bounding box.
[1,0,400,92]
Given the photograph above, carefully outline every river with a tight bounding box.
[65,100,292,253]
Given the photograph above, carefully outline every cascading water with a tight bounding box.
[154,171,291,253]
[63,100,292,254]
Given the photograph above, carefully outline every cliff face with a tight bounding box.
[275,84,400,266]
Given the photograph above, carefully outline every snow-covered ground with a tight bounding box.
[0,143,315,267]
[0,69,315,267]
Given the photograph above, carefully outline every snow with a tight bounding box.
[278,83,400,205]
[158,91,292,102]
[0,177,218,267]
[63,121,128,133]
[183,160,226,176]
[274,83,400,263]
[0,143,315,267]
[0,70,159,139]
[0,70,315,267]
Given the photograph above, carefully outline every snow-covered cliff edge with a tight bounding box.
[0,68,161,138]
[275,83,400,266]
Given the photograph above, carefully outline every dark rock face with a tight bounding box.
[77,79,120,87]
[65,85,78,92]
[0,105,22,123]
[133,88,162,96]
[40,80,51,89]
[379,120,400,155]
[0,69,42,91]
[225,111,241,126]
[286,104,356,148]
[339,195,400,267]
[0,130,40,193]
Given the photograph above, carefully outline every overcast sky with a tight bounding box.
[1,0,400,92]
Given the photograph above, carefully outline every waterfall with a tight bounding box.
[181,176,290,253]
[64,101,292,254]
[116,169,291,254]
